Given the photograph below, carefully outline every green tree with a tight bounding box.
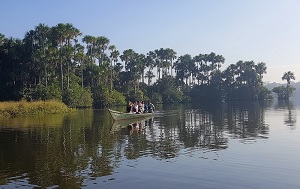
[280,71,296,99]
[108,45,119,91]
[282,71,295,86]
[272,85,295,99]
[145,70,155,86]
[173,54,194,86]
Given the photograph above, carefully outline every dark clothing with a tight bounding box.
[126,105,132,113]
[146,102,155,113]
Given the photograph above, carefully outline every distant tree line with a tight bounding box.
[0,23,295,107]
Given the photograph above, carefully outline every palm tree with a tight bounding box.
[282,71,295,85]
[145,51,156,73]
[145,70,155,86]
[136,53,146,84]
[165,48,177,77]
[108,45,119,90]
[51,23,81,90]
[282,71,295,99]
[193,54,204,84]
[0,33,5,45]
[154,49,163,79]
[95,36,110,66]
[51,23,67,90]
[120,49,137,71]
[34,23,50,86]
[255,62,267,82]
[173,54,194,86]
[64,24,81,88]
[82,35,97,63]
[73,43,86,88]
[120,49,140,93]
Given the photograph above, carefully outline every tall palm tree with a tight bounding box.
[281,71,295,99]
[154,49,163,79]
[165,48,177,77]
[173,54,194,86]
[34,23,50,86]
[64,23,81,88]
[145,51,156,73]
[120,49,140,93]
[255,62,267,82]
[108,45,119,91]
[73,43,86,88]
[282,71,295,85]
[120,49,137,71]
[51,23,82,90]
[51,23,67,90]
[0,33,5,45]
[145,70,155,86]
[193,54,204,84]
[95,36,110,66]
[82,35,97,63]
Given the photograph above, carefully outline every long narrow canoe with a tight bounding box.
[108,109,154,121]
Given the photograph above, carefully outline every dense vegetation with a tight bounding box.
[272,71,296,99]
[0,23,295,107]
[0,100,74,117]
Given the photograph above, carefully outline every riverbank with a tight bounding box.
[0,100,75,117]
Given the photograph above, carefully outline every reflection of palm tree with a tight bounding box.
[225,102,269,139]
[280,100,297,129]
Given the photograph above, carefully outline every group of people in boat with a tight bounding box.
[126,100,155,114]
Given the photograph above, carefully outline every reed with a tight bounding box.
[0,100,75,117]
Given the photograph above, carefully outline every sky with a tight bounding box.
[1,0,300,83]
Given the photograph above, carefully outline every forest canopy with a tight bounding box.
[0,23,283,107]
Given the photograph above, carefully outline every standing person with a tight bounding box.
[138,101,145,113]
[147,100,155,113]
[132,101,139,114]
[126,101,132,113]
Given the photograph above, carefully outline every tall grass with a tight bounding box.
[0,100,75,117]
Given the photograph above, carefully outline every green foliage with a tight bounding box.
[0,22,297,107]
[190,85,222,102]
[125,89,151,103]
[22,84,62,101]
[92,86,126,108]
[153,76,184,103]
[0,100,74,117]
[258,86,273,100]
[63,84,93,108]
[221,61,270,101]
[272,85,295,99]
[151,92,163,104]
[161,87,183,103]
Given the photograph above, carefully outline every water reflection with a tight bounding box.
[0,102,272,188]
[276,100,297,129]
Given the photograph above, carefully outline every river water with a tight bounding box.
[0,100,300,189]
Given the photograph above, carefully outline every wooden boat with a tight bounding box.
[108,109,154,121]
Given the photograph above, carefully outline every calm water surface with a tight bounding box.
[0,100,300,189]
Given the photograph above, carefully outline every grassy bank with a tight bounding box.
[0,100,75,117]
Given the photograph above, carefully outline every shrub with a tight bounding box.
[92,86,126,108]
[22,83,62,101]
[63,84,93,108]
[0,100,74,117]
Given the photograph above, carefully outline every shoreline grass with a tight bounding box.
[0,100,75,117]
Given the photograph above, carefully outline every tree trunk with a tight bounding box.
[60,57,64,91]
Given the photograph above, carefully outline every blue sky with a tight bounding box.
[1,0,300,83]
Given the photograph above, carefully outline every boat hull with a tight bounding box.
[108,109,154,121]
